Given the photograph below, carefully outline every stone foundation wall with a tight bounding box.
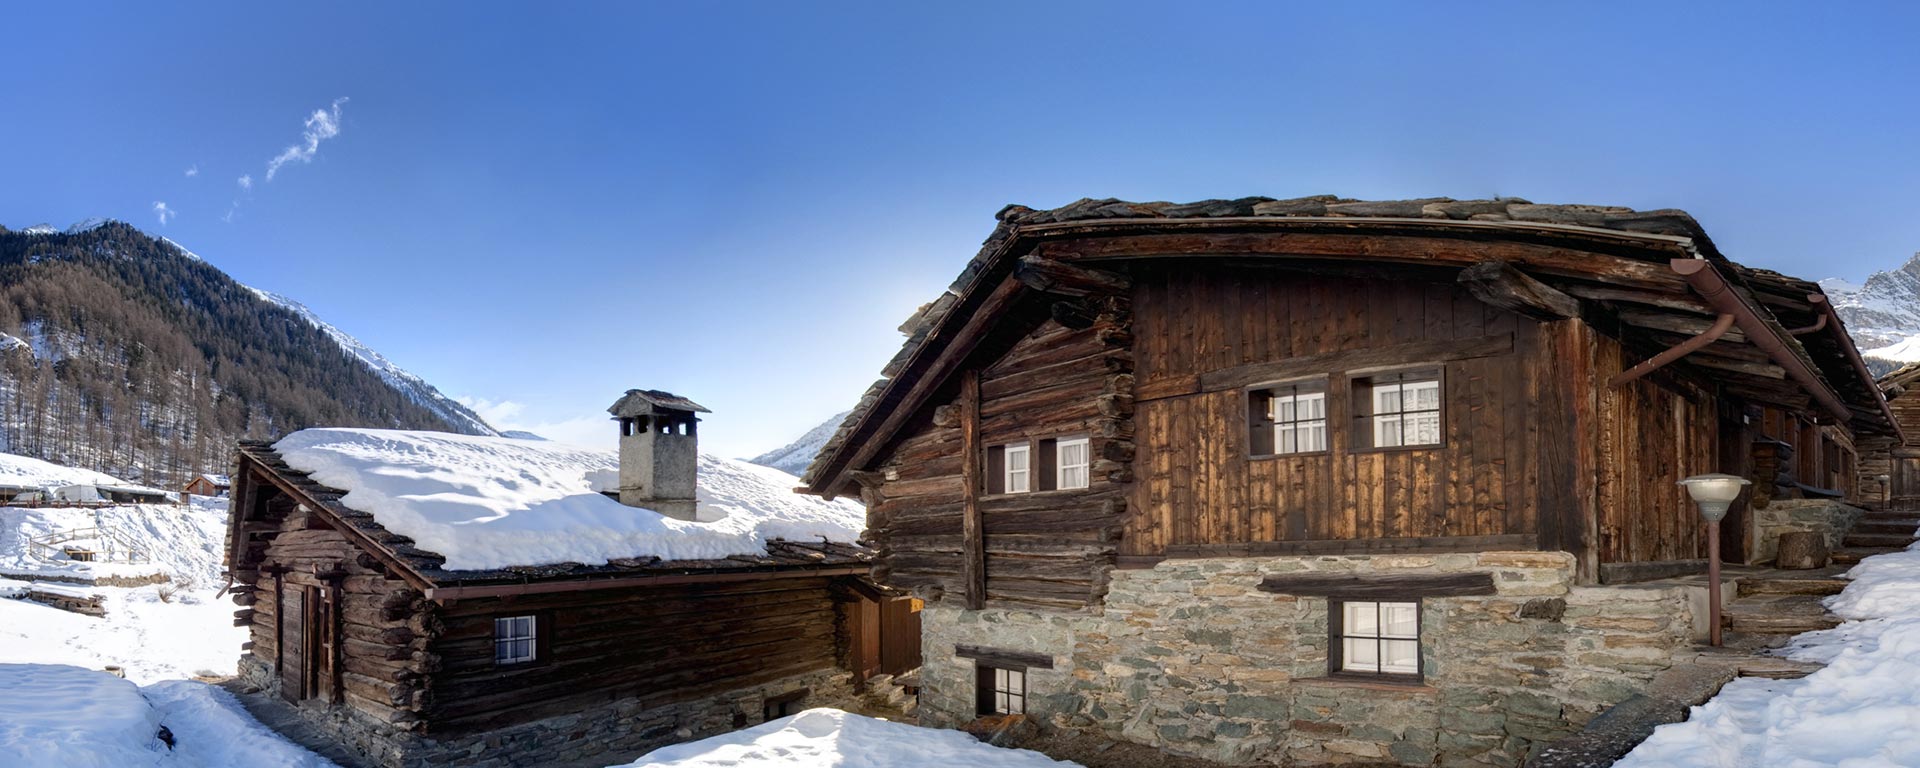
[917,552,1695,767]
[1751,500,1863,565]
[239,655,858,768]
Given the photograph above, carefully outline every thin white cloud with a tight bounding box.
[184,165,199,178]
[455,396,611,450]
[152,201,176,225]
[237,174,252,190]
[222,204,237,223]
[265,97,348,181]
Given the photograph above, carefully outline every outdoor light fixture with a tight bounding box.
[1678,473,1751,647]
[1879,474,1892,505]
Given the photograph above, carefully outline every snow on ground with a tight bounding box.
[0,498,228,584]
[275,428,866,571]
[1617,545,1920,767]
[0,450,155,491]
[0,664,334,767]
[0,580,244,682]
[615,708,1077,768]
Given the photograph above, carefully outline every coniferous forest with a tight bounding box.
[0,221,487,485]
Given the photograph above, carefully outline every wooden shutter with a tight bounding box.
[1248,390,1274,455]
[986,446,1005,494]
[1036,439,1058,491]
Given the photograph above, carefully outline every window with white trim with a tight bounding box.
[976,664,1027,715]
[494,615,538,665]
[1056,437,1090,490]
[1004,443,1030,494]
[1354,370,1442,449]
[1271,384,1328,454]
[1333,600,1420,677]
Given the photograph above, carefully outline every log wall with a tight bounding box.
[423,576,843,735]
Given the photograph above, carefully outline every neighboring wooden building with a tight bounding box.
[1861,362,1920,507]
[226,394,914,768]
[183,473,231,498]
[802,196,1897,766]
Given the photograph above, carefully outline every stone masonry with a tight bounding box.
[238,655,858,768]
[1750,499,1862,565]
[917,552,1696,767]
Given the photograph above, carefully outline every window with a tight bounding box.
[975,664,1027,715]
[494,615,538,665]
[1332,600,1420,678]
[1056,437,1090,489]
[762,689,808,721]
[1250,379,1328,456]
[1004,443,1030,493]
[1354,370,1442,449]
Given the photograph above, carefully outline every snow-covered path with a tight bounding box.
[0,582,245,682]
[1617,547,1920,767]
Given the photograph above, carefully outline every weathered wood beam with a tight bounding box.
[1049,299,1097,329]
[955,644,1055,669]
[1181,333,1514,398]
[1457,261,1581,320]
[1562,284,1713,315]
[959,369,985,611]
[1013,255,1131,298]
[1608,313,1736,388]
[1257,572,1498,598]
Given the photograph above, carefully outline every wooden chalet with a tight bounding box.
[225,400,917,767]
[800,196,1897,765]
[183,472,231,498]
[1862,361,1920,506]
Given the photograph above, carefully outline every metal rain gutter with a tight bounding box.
[1670,259,1853,424]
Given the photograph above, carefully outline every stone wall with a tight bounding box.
[239,655,858,768]
[917,552,1695,767]
[1750,499,1863,565]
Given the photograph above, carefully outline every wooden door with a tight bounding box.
[1892,456,1920,509]
[303,585,339,703]
[850,597,881,683]
[279,584,304,703]
[1716,401,1751,563]
[878,597,922,676]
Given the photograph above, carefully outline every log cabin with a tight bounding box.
[801,196,1898,766]
[224,391,918,768]
[183,472,231,498]
[1860,361,1920,508]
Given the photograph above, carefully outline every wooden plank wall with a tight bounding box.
[425,576,841,735]
[1121,267,1544,554]
[1587,332,1715,564]
[866,314,1128,610]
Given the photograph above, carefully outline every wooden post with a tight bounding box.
[960,370,985,610]
[1707,520,1723,647]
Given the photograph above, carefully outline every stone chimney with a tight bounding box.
[607,389,712,521]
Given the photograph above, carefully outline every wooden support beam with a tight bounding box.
[1256,572,1497,598]
[1014,255,1131,298]
[1608,313,1736,388]
[959,369,985,611]
[1457,260,1581,320]
[955,644,1054,669]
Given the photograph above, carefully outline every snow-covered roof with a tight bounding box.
[616,708,1073,768]
[609,389,710,416]
[272,429,866,572]
[195,474,231,487]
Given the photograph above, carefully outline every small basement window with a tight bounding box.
[1332,600,1421,679]
[763,689,809,721]
[494,615,538,665]
[1353,370,1442,449]
[976,664,1027,716]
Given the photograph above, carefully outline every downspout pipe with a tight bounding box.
[1609,313,1736,387]
[1807,293,1903,439]
[1671,259,1854,425]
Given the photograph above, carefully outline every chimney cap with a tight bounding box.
[608,389,711,418]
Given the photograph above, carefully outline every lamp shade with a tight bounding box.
[1678,473,1750,522]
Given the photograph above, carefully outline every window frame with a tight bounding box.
[1249,378,1331,458]
[974,662,1028,716]
[1055,436,1091,490]
[1326,598,1423,683]
[1349,368,1445,453]
[492,613,542,667]
[1003,442,1031,494]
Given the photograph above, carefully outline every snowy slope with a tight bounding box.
[0,451,147,491]
[245,288,498,436]
[617,708,1077,768]
[1819,253,1920,371]
[748,410,852,476]
[0,497,230,585]
[275,428,865,571]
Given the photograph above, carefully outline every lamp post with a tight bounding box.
[1678,473,1751,647]
[1879,474,1892,507]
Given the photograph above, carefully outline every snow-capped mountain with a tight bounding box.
[748,410,852,476]
[246,288,498,437]
[1820,252,1920,373]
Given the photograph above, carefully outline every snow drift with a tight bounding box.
[615,708,1075,768]
[274,428,866,571]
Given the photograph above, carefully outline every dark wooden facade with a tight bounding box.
[224,442,900,747]
[808,197,1898,608]
[1864,362,1920,507]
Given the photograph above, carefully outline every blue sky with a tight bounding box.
[5,2,1920,458]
